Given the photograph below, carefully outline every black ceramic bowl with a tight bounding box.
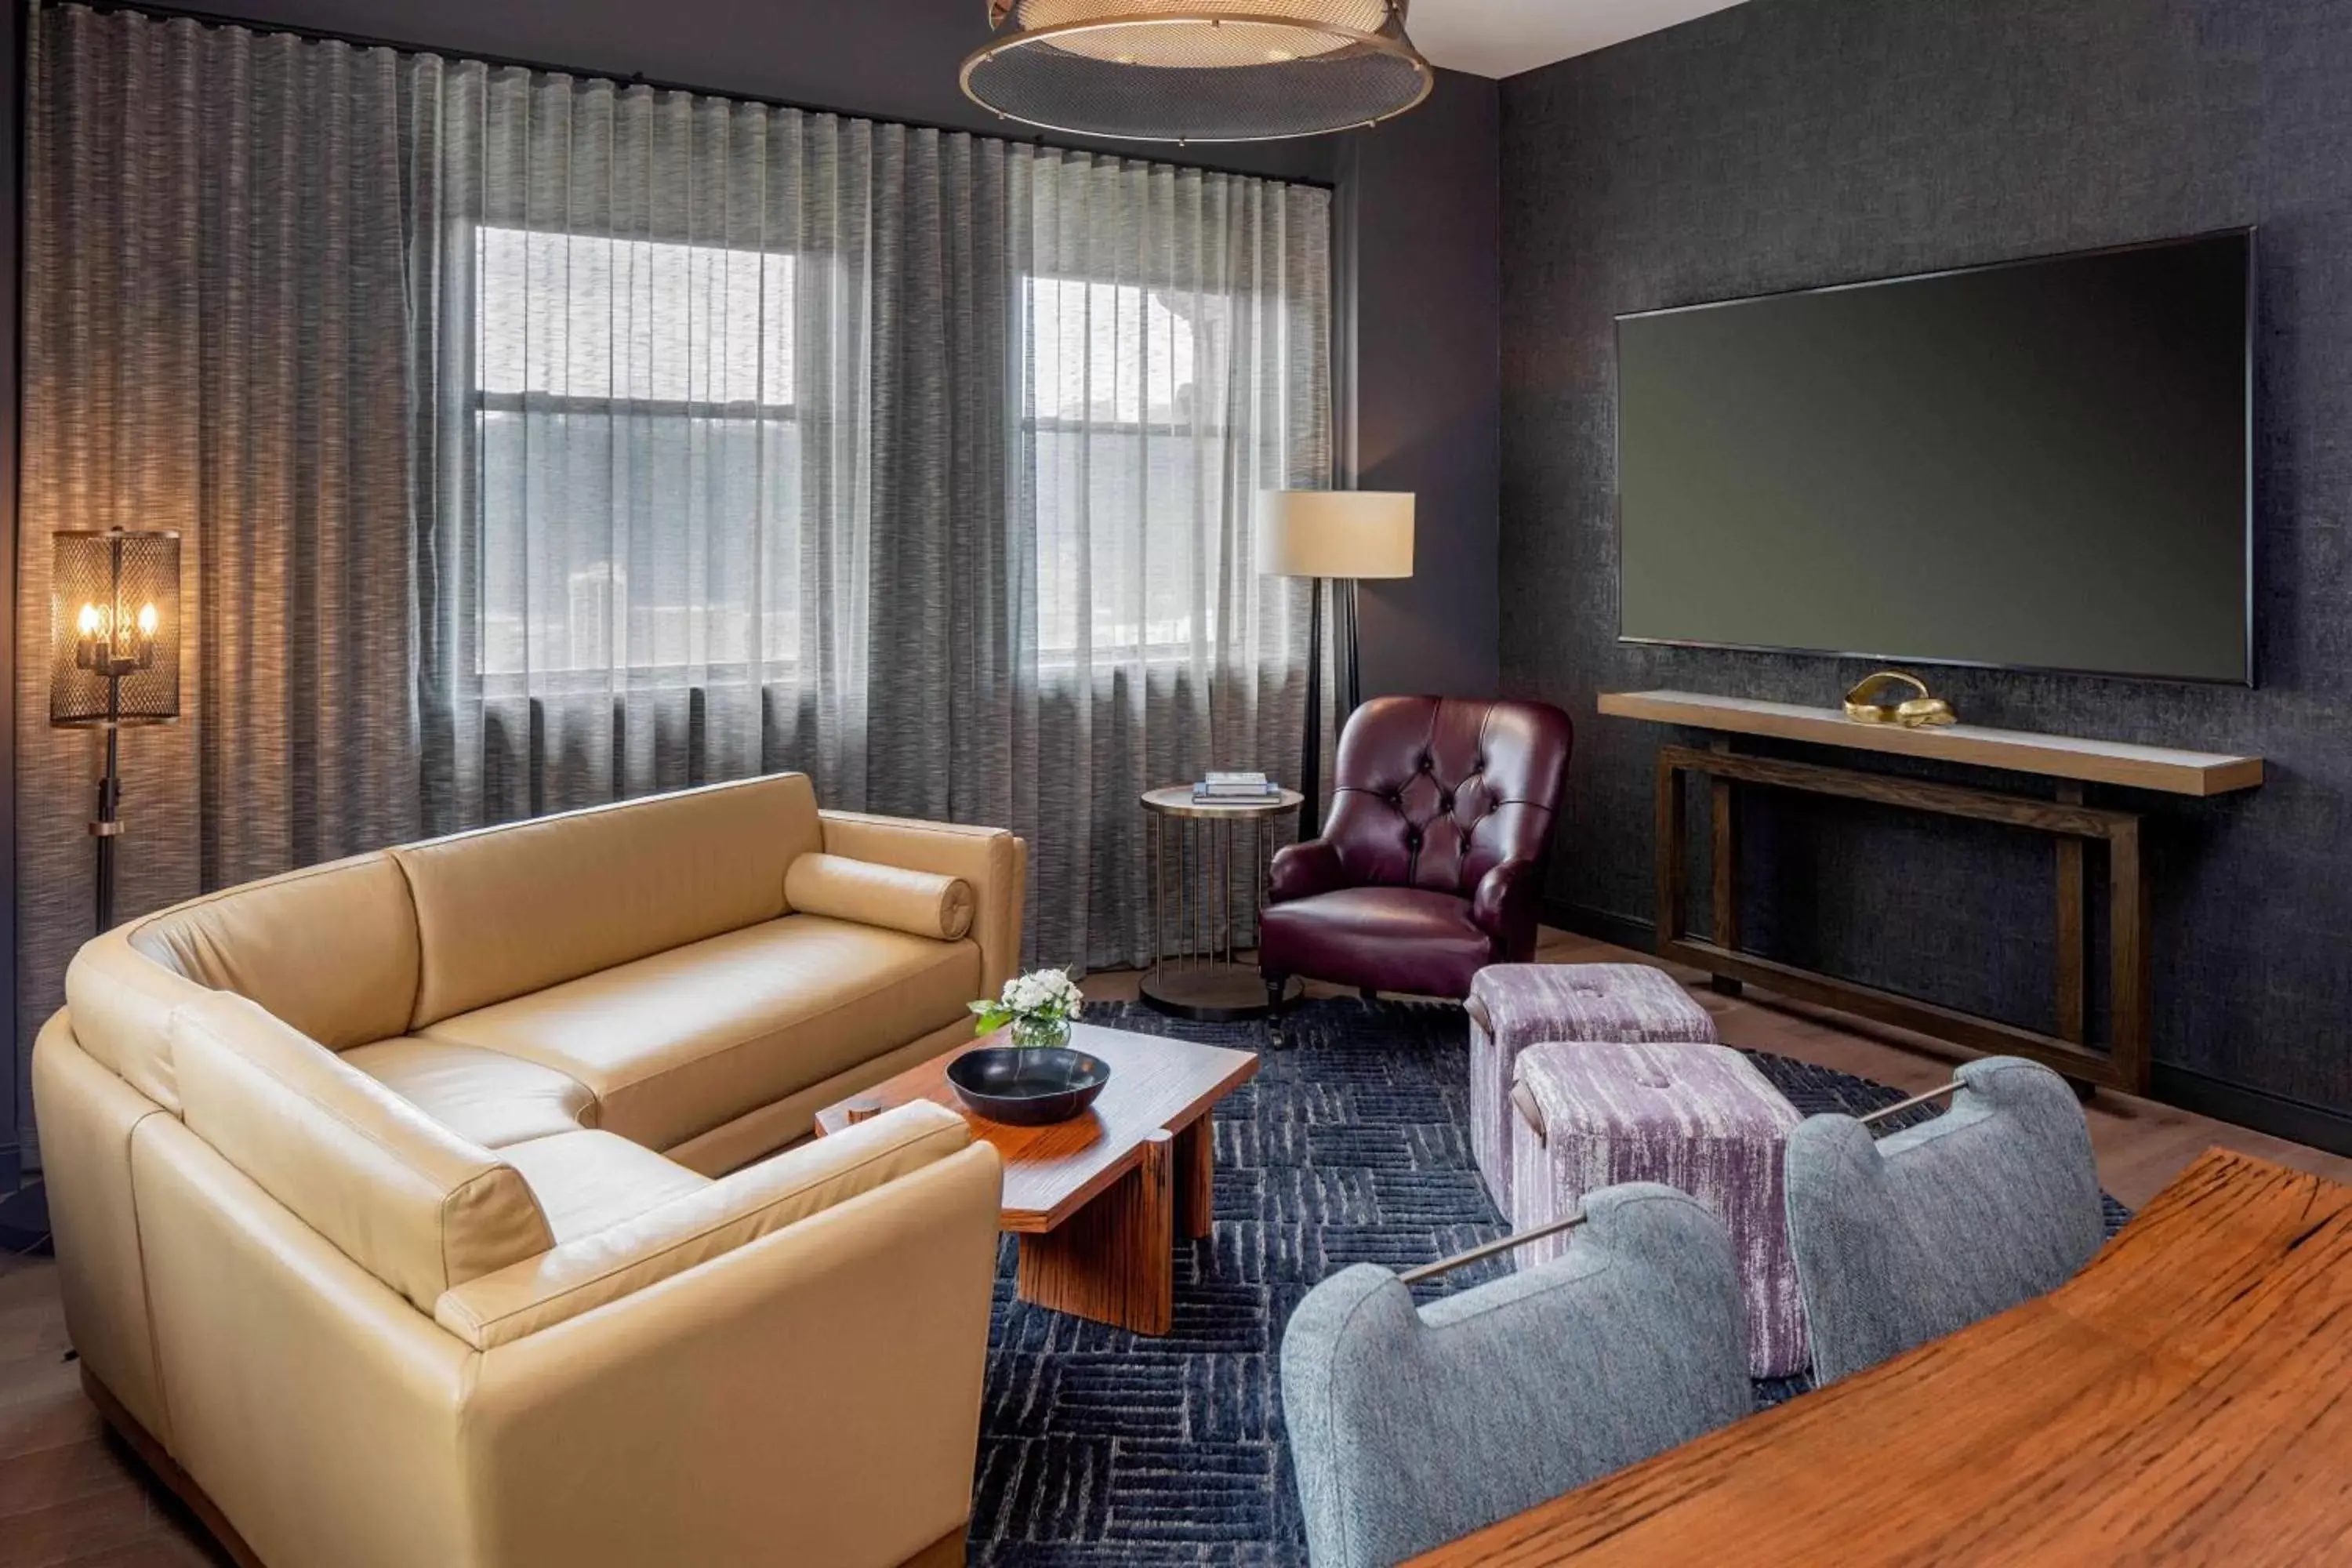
[946,1045,1112,1127]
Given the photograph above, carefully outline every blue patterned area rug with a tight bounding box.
[968,996,2129,1566]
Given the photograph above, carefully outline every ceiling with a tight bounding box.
[1405,0,1748,79]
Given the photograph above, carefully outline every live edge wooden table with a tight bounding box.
[814,1022,1257,1335]
[1411,1149,2352,1566]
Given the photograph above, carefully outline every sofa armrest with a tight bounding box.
[434,1102,981,1349]
[1270,839,1347,904]
[454,1127,1004,1568]
[1470,858,1544,958]
[818,810,1027,996]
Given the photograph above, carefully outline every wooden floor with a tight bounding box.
[6,928,2351,1567]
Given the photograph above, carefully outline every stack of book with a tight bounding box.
[1192,770,1280,804]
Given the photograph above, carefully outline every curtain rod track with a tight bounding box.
[27,0,1340,192]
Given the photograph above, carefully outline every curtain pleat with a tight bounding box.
[16,6,423,1071]
[17,3,1333,1105]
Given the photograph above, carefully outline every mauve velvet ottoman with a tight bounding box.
[1466,964,1719,1210]
[1508,1039,1809,1378]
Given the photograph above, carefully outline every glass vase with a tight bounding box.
[1011,1014,1072,1051]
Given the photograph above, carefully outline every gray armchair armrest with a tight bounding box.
[1280,1184,1749,1568]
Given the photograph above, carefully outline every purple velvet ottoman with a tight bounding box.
[1507,1040,1807,1378]
[1466,964,1719,1210]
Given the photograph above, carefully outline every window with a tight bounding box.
[474,226,800,680]
[1025,275,1234,662]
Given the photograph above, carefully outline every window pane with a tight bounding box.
[476,227,799,678]
[477,227,796,406]
[1027,274,1229,658]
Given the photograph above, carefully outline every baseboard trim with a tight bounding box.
[1543,900,2352,1159]
[1544,899,1655,955]
[2149,1065,2352,1160]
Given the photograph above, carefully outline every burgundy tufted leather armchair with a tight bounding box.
[1260,695,1573,1007]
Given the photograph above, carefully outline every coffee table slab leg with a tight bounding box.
[1017,1131,1175,1335]
[1175,1116,1215,1240]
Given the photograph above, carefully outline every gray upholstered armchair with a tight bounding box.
[1783,1055,2104,1386]
[1279,1185,1750,1568]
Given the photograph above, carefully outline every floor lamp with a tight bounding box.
[5,530,183,1256]
[1257,490,1416,838]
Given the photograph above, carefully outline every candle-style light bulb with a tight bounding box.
[136,603,158,638]
[77,601,103,637]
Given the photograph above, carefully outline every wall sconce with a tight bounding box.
[50,529,181,931]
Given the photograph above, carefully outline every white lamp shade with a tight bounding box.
[1256,490,1415,580]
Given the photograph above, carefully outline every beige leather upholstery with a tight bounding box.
[459,1143,1003,1568]
[342,1037,597,1149]
[170,993,556,1312]
[787,851,975,941]
[132,1113,481,1568]
[822,809,1028,1000]
[499,1130,710,1243]
[129,853,422,1048]
[397,773,825,1026]
[32,776,1022,1568]
[661,1014,976,1178]
[420,914,981,1152]
[29,1016,174,1446]
[437,1102,976,1348]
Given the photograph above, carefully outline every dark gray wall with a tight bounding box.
[1500,0,2352,1122]
[1351,79,1502,700]
[3,2,1501,1162]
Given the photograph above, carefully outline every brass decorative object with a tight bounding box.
[1842,670,1957,729]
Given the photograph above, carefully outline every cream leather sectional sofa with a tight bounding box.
[33,773,1024,1568]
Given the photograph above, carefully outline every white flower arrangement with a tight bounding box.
[970,966,1084,1047]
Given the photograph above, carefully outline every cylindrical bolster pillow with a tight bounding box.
[785,853,975,941]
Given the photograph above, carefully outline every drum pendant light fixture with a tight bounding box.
[962,0,1432,144]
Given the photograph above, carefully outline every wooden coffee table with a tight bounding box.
[814,1022,1258,1335]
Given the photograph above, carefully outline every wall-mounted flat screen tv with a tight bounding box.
[1616,230,2253,684]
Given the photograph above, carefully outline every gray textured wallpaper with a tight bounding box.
[1500,0,2352,1114]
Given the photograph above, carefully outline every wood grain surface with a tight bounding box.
[813,1022,1258,1232]
[1410,1149,2352,1565]
[1015,1131,1177,1334]
[1599,690,2265,796]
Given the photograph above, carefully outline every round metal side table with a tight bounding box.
[1140,785,1306,1022]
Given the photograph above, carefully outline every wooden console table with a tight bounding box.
[1599,691,2264,1093]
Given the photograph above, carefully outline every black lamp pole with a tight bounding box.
[1297,577,1363,843]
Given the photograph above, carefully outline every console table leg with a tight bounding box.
[2111,820,2151,1094]
[1709,739,1743,996]
[1655,753,1689,959]
[2056,784,2088,1045]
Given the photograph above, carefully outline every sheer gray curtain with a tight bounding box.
[408,62,1331,969]
[16,5,1330,1093]
[16,6,426,1073]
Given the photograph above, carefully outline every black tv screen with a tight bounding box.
[1616,231,2253,684]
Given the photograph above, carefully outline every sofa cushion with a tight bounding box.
[395,772,824,1028]
[167,992,554,1312]
[419,914,983,1152]
[785,853,975,941]
[128,854,422,1051]
[342,1037,597,1149]
[499,1130,712,1243]
[433,1103,975,1349]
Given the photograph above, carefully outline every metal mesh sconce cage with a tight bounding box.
[961,0,1432,143]
[50,528,181,931]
